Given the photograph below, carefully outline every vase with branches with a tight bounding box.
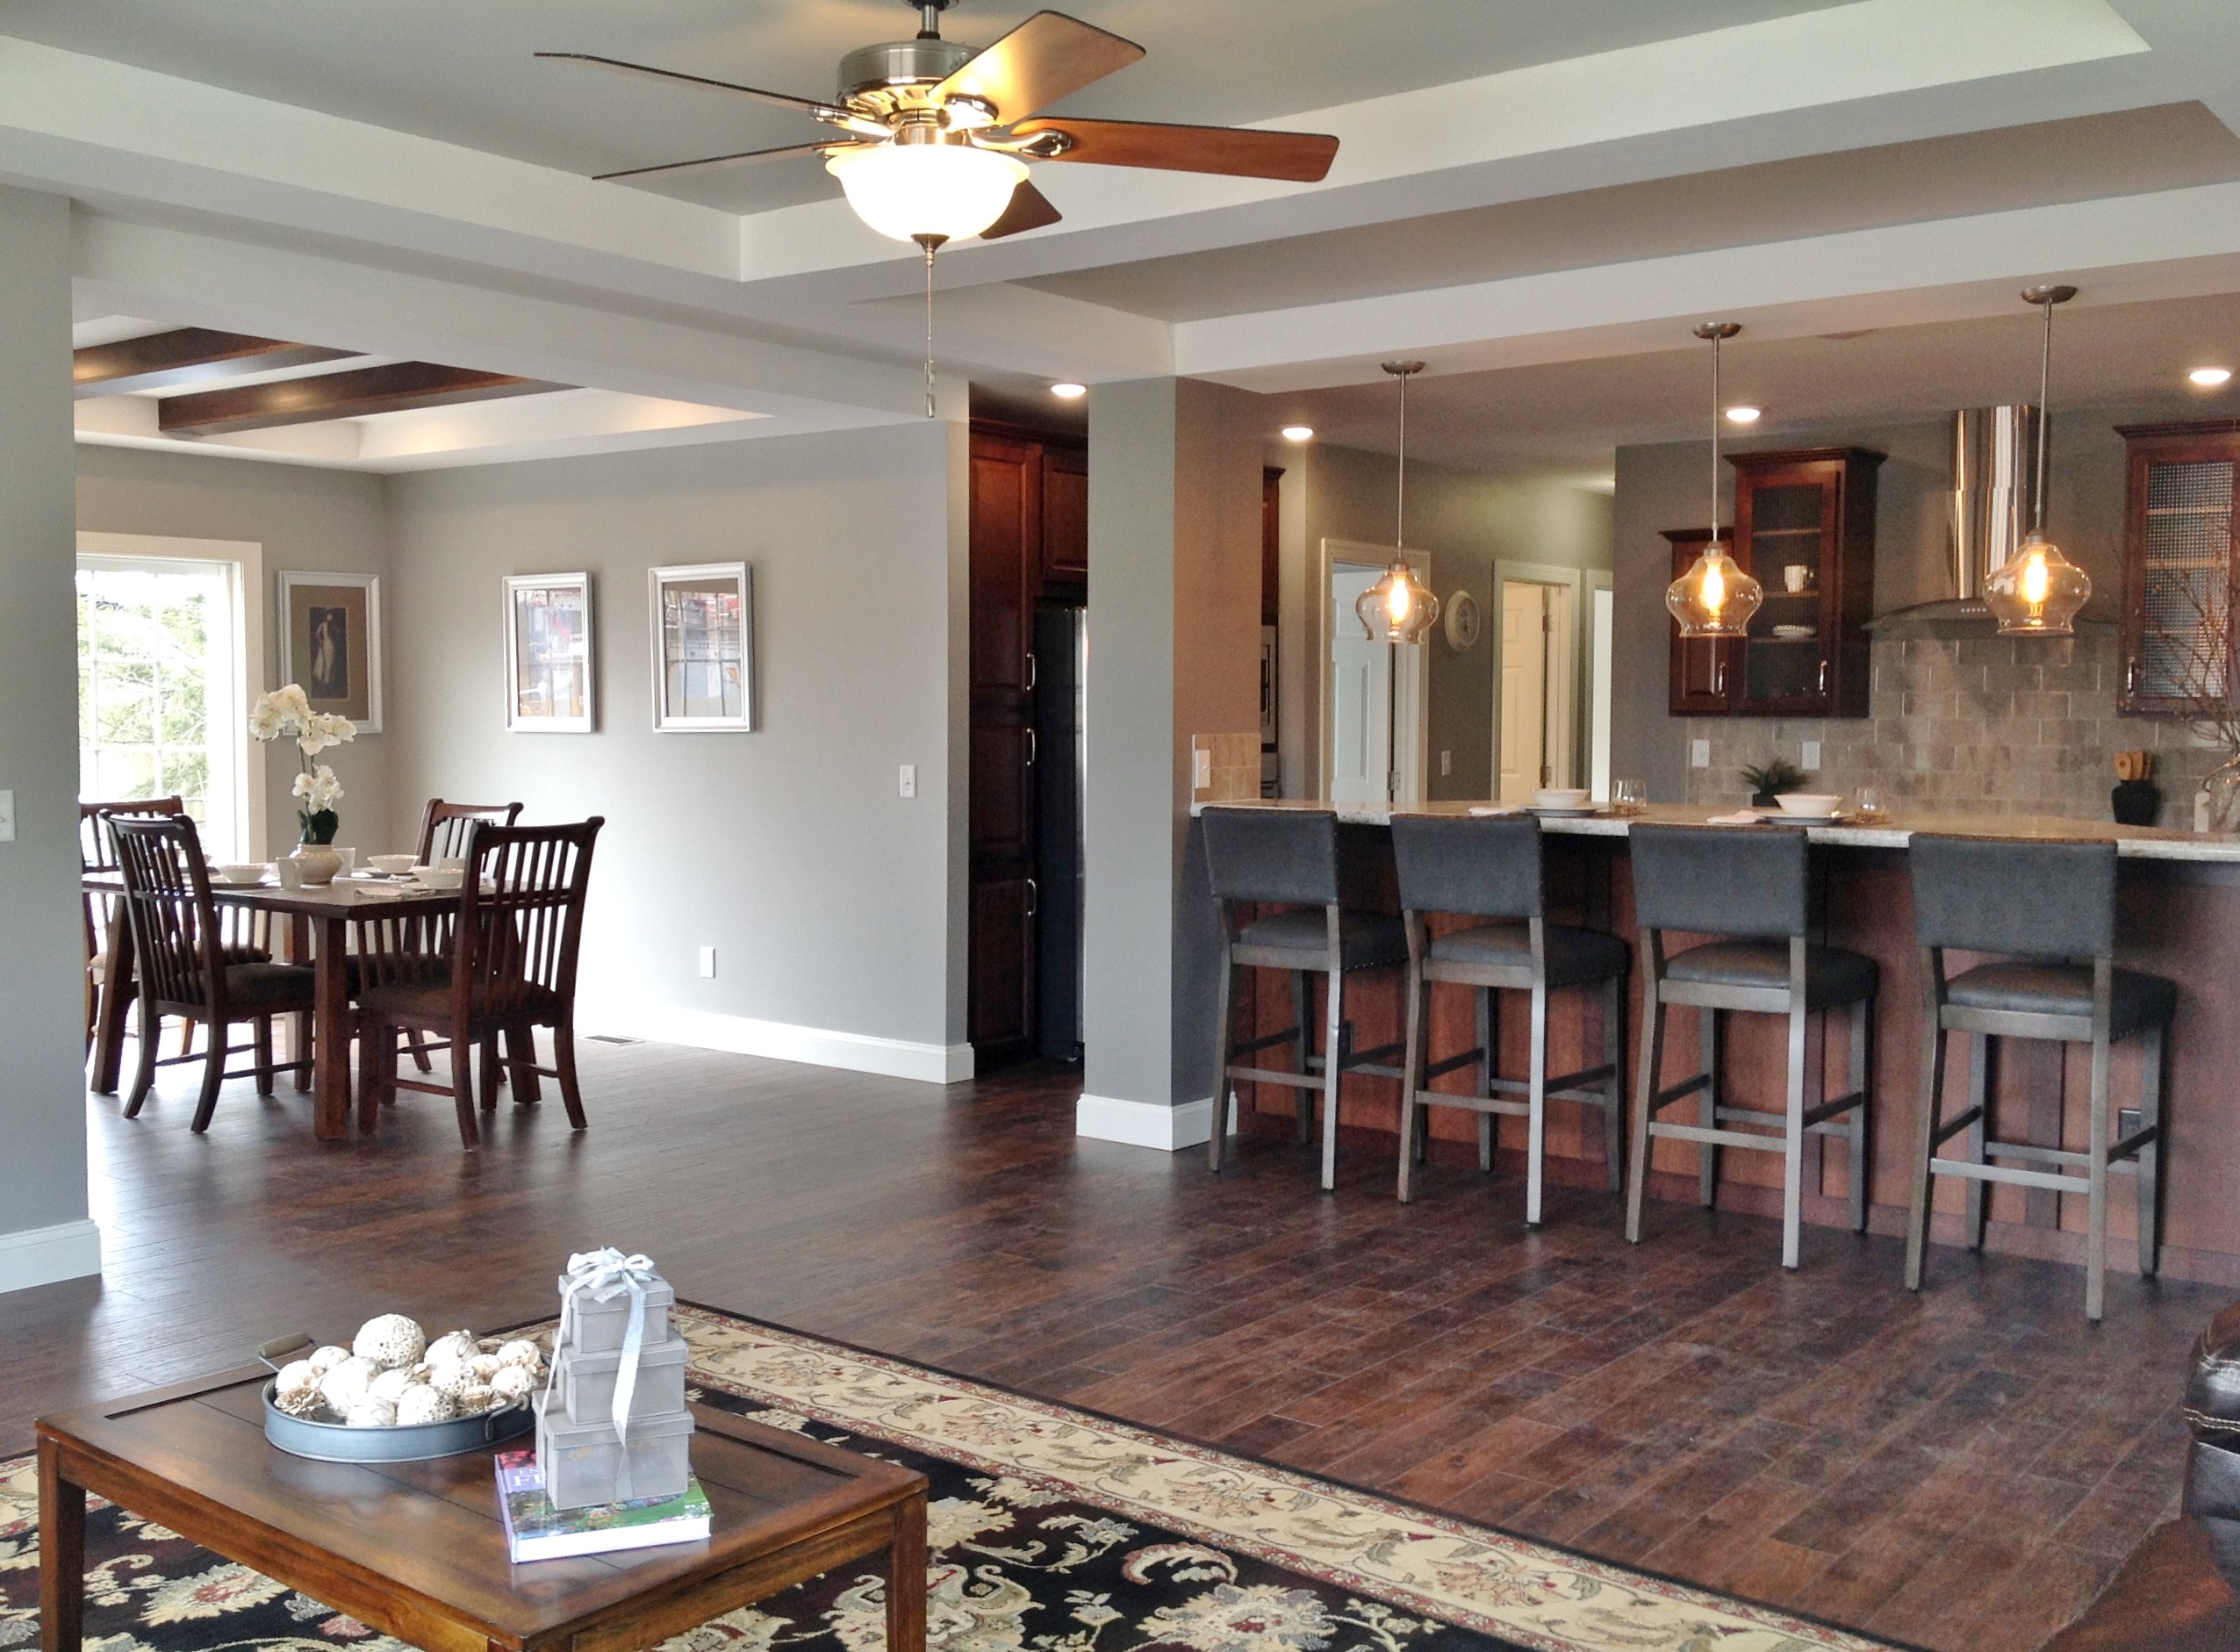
[2143,565,2240,830]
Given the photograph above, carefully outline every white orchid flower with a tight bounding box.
[291,765,345,814]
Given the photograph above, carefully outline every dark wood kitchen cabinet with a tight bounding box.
[2115,419,2240,715]
[968,423,1087,1065]
[1666,445,1881,718]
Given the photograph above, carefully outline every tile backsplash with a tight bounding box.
[1685,631,2229,829]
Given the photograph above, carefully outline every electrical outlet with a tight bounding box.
[1439,750,1452,777]
[0,789,13,843]
[1691,740,1711,769]
[697,946,717,979]
[1802,741,1821,772]
[899,764,916,799]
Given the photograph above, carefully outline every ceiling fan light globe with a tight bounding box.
[826,142,1028,241]
[1984,531,2091,636]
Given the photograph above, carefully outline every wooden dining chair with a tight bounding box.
[109,815,316,1131]
[395,799,526,1080]
[356,817,603,1149]
[80,796,185,1052]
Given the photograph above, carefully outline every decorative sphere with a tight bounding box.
[274,1360,319,1397]
[396,1386,457,1426]
[426,1330,479,1368]
[342,1397,398,1428]
[307,1345,352,1375]
[354,1314,427,1370]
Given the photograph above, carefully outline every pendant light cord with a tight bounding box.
[913,233,947,419]
[1709,330,1721,542]
[1396,367,1408,550]
[2034,295,2052,536]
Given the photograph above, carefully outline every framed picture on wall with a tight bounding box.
[504,572,596,733]
[276,571,382,732]
[649,563,753,731]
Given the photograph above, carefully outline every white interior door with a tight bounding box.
[1328,564,1385,806]
[1497,583,1547,802]
[1590,585,1614,802]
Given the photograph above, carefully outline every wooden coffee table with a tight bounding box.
[39,1368,928,1652]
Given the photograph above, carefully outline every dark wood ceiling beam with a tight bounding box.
[156,362,567,435]
[74,328,362,399]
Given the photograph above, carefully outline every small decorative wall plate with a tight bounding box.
[1445,589,1482,651]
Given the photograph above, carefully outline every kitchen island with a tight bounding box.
[1192,800,2240,1288]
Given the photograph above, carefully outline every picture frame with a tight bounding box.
[504,572,596,733]
[276,571,382,732]
[649,563,753,732]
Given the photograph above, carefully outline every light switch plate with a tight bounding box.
[1802,741,1821,772]
[1691,740,1711,769]
[0,789,12,842]
[1439,750,1452,776]
[697,946,717,979]
[899,764,916,799]
[1193,749,1211,788]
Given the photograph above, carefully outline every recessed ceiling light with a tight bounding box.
[1050,381,1087,399]
[1724,405,1763,424]
[1281,424,1315,442]
[2189,366,2232,387]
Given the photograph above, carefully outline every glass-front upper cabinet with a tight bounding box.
[1664,446,1882,718]
[2117,420,2239,716]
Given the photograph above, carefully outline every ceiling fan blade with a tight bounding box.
[979,179,1065,241]
[536,52,841,119]
[1010,117,1338,182]
[595,140,872,183]
[934,11,1144,123]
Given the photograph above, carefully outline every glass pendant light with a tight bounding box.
[1985,285,2092,636]
[1356,360,1441,644]
[1666,322,1763,636]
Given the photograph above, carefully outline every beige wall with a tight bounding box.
[75,444,393,856]
[1276,442,1612,802]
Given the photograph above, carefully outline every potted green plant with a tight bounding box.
[1741,758,1806,808]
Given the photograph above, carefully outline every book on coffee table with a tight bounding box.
[494,1447,712,1562]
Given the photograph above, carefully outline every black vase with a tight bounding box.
[2111,779,2160,827]
[1750,791,1778,808]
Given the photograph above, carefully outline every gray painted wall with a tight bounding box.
[1279,442,1612,801]
[382,422,965,1053]
[0,186,91,1263]
[1610,400,2206,802]
[75,444,394,854]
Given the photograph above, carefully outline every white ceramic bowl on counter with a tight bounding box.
[1533,788,1591,809]
[1773,793,1843,818]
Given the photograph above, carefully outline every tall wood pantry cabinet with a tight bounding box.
[1666,445,1882,718]
[2116,420,2240,715]
[968,423,1087,1067]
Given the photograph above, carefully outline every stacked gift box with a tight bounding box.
[535,1259,694,1511]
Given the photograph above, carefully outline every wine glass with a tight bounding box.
[1612,779,1647,816]
[1856,786,1884,822]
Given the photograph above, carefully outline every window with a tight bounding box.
[77,553,249,860]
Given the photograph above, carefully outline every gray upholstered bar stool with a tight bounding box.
[1388,814,1629,1221]
[1203,806,1408,1191]
[1625,823,1877,1268]
[1903,835,2172,1321]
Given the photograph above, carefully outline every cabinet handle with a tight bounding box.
[1024,651,1037,692]
[2126,658,2137,696]
[1025,727,1037,766]
[1026,877,1038,918]
[1818,659,1829,696]
[1715,661,1727,696]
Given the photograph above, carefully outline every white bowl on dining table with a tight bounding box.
[413,865,465,890]
[1773,793,1843,818]
[365,853,418,876]
[213,864,268,886]
[1533,787,1591,810]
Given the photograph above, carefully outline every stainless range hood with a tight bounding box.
[1867,406,2048,635]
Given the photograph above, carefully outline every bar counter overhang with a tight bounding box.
[1184,801,2240,1289]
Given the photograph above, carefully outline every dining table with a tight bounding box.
[84,870,462,1142]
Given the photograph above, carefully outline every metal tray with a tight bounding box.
[257,1332,534,1463]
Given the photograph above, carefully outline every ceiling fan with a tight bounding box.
[539,0,1340,246]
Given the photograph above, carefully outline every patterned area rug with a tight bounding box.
[0,1304,1906,1652]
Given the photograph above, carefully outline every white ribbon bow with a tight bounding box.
[553,1248,659,1491]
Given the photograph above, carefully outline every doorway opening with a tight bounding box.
[1323,540,1428,807]
[1492,565,1580,806]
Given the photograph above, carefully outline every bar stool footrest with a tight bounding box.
[1649,1121,1785,1153]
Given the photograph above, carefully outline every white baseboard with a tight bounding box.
[0,1217,101,1295]
[583,1004,973,1085]
[1076,1092,1238,1151]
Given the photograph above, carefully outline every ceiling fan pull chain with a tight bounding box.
[914,232,946,419]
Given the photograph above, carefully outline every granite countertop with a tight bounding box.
[1192,797,2240,863]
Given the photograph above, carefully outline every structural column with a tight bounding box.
[0,185,97,1291]
[1079,377,1265,1147]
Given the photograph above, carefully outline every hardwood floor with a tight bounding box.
[6,1042,2224,1652]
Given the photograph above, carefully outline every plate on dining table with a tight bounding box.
[1526,804,1608,818]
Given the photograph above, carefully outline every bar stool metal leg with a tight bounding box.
[1208,942,1238,1174]
[1524,980,1549,1226]
[1783,989,1809,1270]
[1848,997,1872,1233]
[1964,1032,1992,1250]
[1397,942,1429,1203]
[1477,988,1496,1173]
[1293,973,1314,1145]
[1603,974,1626,1193]
[1625,962,1664,1246]
[1698,1007,1720,1208]
[1905,981,1946,1292]
[2140,1022,2165,1278]
[2087,971,2114,1323]
[1319,971,1345,1192]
